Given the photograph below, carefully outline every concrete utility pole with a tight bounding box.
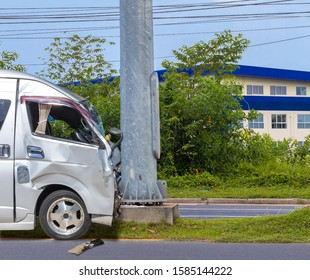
[119,0,166,204]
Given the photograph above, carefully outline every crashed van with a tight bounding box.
[0,70,122,240]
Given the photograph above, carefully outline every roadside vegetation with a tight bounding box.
[166,160,310,199]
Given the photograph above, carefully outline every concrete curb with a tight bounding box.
[167,198,310,205]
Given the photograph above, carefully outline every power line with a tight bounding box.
[0,10,310,36]
[0,0,306,40]
[2,24,310,40]
[1,11,308,27]
[0,1,294,15]
[18,32,310,67]
[0,1,301,25]
[1,1,310,69]
[249,34,310,47]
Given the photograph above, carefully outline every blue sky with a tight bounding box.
[1,0,310,76]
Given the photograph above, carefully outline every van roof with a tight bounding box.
[0,69,83,102]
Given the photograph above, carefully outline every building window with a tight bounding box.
[270,85,287,95]
[246,85,264,95]
[272,114,287,129]
[248,114,264,129]
[296,86,307,96]
[298,141,304,147]
[297,114,310,129]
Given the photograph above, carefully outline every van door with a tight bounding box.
[0,78,17,223]
[13,79,114,222]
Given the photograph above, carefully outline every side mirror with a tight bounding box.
[108,128,123,151]
[109,127,122,136]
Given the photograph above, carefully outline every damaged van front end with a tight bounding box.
[0,70,122,240]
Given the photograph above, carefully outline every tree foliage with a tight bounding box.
[159,30,255,175]
[37,34,120,135]
[38,34,116,84]
[162,30,250,81]
[0,45,26,72]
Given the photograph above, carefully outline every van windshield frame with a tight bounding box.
[79,99,105,136]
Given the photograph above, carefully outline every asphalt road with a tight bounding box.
[178,204,304,219]
[0,239,309,260]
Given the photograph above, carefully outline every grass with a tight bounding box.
[65,207,310,242]
[1,207,309,243]
[165,163,310,199]
[167,186,310,199]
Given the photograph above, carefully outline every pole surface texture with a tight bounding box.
[120,0,166,204]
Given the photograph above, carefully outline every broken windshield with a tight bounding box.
[80,99,105,136]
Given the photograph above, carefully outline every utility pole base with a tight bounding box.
[120,180,167,204]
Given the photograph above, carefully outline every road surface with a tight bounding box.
[0,239,309,260]
[178,204,304,219]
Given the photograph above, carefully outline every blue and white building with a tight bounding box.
[234,65,310,143]
[157,65,310,143]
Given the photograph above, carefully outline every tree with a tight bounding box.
[162,30,249,81]
[0,46,26,72]
[38,34,116,84]
[159,30,255,176]
[38,34,120,134]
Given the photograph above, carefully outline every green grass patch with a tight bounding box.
[89,207,310,243]
[1,208,309,243]
[165,163,310,199]
[167,186,310,199]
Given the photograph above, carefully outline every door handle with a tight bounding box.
[27,146,45,159]
[0,144,10,158]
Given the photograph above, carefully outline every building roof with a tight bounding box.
[156,65,310,83]
[233,65,310,83]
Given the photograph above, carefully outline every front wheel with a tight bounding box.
[39,190,91,240]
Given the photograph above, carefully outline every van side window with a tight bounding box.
[26,101,96,145]
[0,99,11,130]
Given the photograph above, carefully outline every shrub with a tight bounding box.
[167,171,222,190]
[227,161,310,189]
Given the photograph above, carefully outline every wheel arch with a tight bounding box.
[35,184,82,216]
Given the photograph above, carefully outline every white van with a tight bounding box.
[0,70,122,240]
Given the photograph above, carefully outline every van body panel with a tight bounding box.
[0,71,118,234]
[0,214,35,230]
[0,78,17,223]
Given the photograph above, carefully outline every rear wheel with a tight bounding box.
[39,190,91,240]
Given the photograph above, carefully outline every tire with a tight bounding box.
[39,190,91,240]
